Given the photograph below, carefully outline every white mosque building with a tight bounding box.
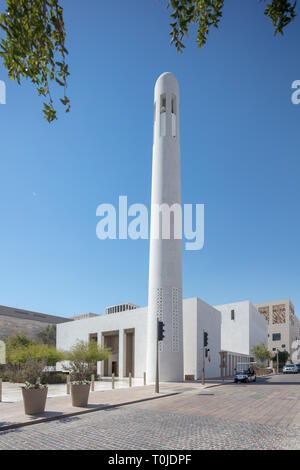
[56,73,268,381]
[57,298,267,380]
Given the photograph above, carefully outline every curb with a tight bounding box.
[203,382,232,389]
[0,391,179,433]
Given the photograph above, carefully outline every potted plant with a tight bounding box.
[21,359,48,415]
[65,340,110,407]
[6,337,64,415]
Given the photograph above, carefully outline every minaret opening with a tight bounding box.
[171,94,176,137]
[160,94,166,136]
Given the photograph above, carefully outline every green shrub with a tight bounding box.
[6,335,65,388]
[41,373,68,384]
[8,344,64,365]
[64,340,111,383]
[250,343,271,363]
[1,364,24,383]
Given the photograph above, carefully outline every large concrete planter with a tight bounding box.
[22,387,48,415]
[71,383,90,407]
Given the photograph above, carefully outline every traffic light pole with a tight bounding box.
[202,335,205,386]
[155,318,159,393]
[202,330,208,385]
[155,319,166,393]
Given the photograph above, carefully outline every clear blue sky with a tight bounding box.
[0,0,299,318]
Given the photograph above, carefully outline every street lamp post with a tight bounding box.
[276,348,279,374]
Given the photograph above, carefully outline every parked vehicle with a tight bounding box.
[283,364,298,374]
[234,363,256,383]
[296,364,300,373]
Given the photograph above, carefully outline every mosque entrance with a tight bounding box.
[111,361,118,376]
[101,329,135,378]
[124,328,135,377]
[102,330,119,377]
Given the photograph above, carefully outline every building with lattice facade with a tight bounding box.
[255,299,300,360]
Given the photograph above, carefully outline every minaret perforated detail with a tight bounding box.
[172,287,181,352]
[156,287,164,352]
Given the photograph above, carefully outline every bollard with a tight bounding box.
[66,375,71,395]
[0,378,2,402]
[144,372,146,386]
[91,374,95,392]
[129,372,132,387]
[112,373,115,389]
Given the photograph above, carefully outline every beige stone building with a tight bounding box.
[0,304,71,341]
[255,299,300,360]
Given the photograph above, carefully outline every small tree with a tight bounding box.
[251,343,272,364]
[36,325,56,346]
[5,333,34,360]
[20,360,48,389]
[7,343,65,388]
[8,343,64,366]
[64,340,111,384]
[272,350,289,368]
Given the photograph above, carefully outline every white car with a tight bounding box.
[234,368,256,383]
[283,364,298,374]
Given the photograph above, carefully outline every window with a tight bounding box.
[171,94,176,137]
[231,309,235,320]
[160,94,166,137]
[89,333,98,343]
[160,94,166,113]
[272,333,281,341]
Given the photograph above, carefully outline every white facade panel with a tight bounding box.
[196,298,221,379]
[57,308,148,378]
[183,298,221,380]
[249,303,268,352]
[215,300,268,356]
[215,301,251,355]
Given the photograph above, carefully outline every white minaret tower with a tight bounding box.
[146,72,183,383]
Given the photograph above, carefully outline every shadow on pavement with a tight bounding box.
[255,376,300,386]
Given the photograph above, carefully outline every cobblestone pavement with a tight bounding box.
[0,374,299,450]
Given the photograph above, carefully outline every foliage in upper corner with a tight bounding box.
[0,0,70,123]
[167,0,297,52]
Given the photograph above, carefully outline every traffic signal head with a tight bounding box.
[157,321,165,341]
[204,331,208,347]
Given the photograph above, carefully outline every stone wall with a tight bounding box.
[0,314,56,340]
[0,305,71,341]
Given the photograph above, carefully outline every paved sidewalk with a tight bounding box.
[0,377,144,403]
[0,381,214,432]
